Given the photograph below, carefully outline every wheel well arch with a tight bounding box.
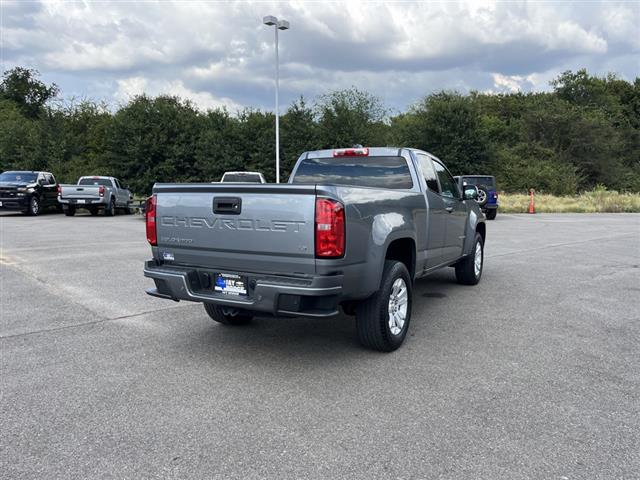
[385,237,416,280]
[476,222,486,243]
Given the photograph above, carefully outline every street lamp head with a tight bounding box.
[263,15,277,26]
[277,19,290,30]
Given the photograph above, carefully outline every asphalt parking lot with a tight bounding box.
[1,210,639,479]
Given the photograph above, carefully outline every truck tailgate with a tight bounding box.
[154,184,317,275]
[60,185,101,198]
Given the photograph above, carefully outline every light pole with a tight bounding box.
[263,15,289,183]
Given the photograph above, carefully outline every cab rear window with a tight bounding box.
[292,156,413,189]
[79,178,112,187]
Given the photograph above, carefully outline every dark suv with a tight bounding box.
[0,171,59,216]
[454,175,498,220]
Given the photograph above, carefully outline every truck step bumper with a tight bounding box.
[143,260,343,318]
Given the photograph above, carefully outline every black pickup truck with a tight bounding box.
[0,171,59,216]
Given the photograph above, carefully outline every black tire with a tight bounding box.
[89,207,99,216]
[485,209,497,220]
[63,205,76,216]
[26,196,40,216]
[104,198,116,216]
[476,187,489,207]
[124,206,133,215]
[356,260,412,352]
[455,233,484,285]
[203,303,253,326]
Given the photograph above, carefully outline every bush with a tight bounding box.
[493,144,581,195]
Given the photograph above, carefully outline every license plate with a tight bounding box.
[214,273,248,296]
[77,199,85,204]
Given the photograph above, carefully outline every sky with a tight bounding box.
[1,0,639,113]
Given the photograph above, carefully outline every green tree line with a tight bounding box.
[1,66,638,195]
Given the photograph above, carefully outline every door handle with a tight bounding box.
[445,206,454,213]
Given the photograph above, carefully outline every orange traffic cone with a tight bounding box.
[528,188,536,214]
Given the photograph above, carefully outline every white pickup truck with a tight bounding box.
[58,176,133,216]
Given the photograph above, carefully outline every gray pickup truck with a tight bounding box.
[144,147,486,351]
[58,176,133,216]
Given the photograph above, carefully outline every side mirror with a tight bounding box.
[463,185,479,200]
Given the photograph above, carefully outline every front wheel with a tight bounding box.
[203,303,253,326]
[485,209,497,220]
[356,260,412,352]
[455,233,484,285]
[26,196,40,216]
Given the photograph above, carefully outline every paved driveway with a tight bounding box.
[1,211,639,479]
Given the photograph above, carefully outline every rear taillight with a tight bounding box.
[146,195,157,246]
[333,147,369,157]
[57,185,61,195]
[315,198,345,258]
[99,185,105,197]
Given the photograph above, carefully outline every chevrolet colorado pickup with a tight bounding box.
[58,176,133,216]
[0,170,59,215]
[144,147,486,351]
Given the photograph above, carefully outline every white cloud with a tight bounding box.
[2,0,637,111]
[115,76,243,112]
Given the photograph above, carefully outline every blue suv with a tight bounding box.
[454,175,499,220]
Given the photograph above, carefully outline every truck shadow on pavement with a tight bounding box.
[172,269,462,363]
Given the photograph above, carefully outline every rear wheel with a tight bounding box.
[356,260,412,352]
[203,303,253,326]
[63,205,76,216]
[26,196,40,216]
[104,198,116,216]
[455,233,483,285]
[485,209,497,220]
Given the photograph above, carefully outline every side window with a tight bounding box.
[113,178,120,189]
[416,154,440,193]
[432,160,459,199]
[46,174,55,184]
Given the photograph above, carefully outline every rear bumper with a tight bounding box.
[58,197,106,206]
[0,196,29,210]
[143,260,343,318]
[483,203,498,210]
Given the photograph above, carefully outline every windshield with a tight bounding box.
[462,176,496,188]
[292,156,413,190]
[222,173,263,183]
[0,172,38,183]
[78,178,112,187]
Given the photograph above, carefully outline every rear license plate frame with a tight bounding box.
[213,273,248,297]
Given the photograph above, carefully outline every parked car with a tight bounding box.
[58,176,133,216]
[0,170,59,216]
[144,147,486,352]
[454,175,498,220]
[220,171,266,183]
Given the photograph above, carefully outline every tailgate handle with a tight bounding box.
[213,197,242,215]
[77,188,84,191]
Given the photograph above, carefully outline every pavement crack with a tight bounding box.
[0,304,193,341]
[486,232,639,259]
